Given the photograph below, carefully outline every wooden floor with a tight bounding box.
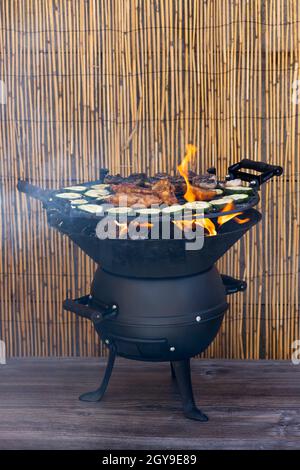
[0,358,300,450]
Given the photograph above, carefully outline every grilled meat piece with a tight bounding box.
[109,179,178,207]
[154,172,171,180]
[108,193,140,207]
[104,174,124,184]
[170,176,185,194]
[225,178,242,187]
[108,193,161,208]
[151,179,178,205]
[191,185,217,201]
[135,194,162,207]
[111,184,153,195]
[192,173,217,189]
[124,173,147,186]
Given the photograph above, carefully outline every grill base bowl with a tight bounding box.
[91,266,228,361]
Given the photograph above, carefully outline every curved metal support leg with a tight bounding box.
[170,362,176,380]
[79,346,116,402]
[171,359,208,422]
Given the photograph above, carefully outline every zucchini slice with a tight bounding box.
[135,208,161,216]
[107,207,135,216]
[161,205,184,215]
[55,192,82,200]
[70,199,88,206]
[184,201,211,213]
[85,189,111,198]
[224,186,253,196]
[78,204,104,215]
[64,185,87,192]
[91,184,111,190]
[210,198,233,210]
[214,188,224,196]
[225,193,249,204]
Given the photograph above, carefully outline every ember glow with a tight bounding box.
[177,144,197,202]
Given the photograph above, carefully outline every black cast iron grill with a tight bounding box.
[18,158,283,421]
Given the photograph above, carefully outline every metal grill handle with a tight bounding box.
[63,295,118,322]
[221,275,247,295]
[227,159,283,188]
[17,179,51,203]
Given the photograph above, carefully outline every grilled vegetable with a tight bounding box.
[64,185,87,192]
[107,207,135,216]
[184,201,211,213]
[192,173,217,189]
[224,193,249,204]
[210,198,233,210]
[214,189,224,196]
[96,195,112,201]
[85,189,111,198]
[135,208,161,215]
[91,184,111,190]
[78,204,104,215]
[70,199,88,205]
[161,205,184,214]
[224,186,253,196]
[55,192,82,200]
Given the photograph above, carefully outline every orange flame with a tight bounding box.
[234,215,250,224]
[114,220,153,237]
[217,202,250,226]
[173,218,217,237]
[194,218,217,236]
[177,144,197,202]
[217,201,244,227]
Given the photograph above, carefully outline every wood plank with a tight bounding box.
[0,359,300,449]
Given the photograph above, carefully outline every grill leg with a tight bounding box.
[170,362,176,380]
[171,359,208,422]
[79,346,116,402]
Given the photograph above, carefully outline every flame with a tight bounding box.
[173,217,217,236]
[217,201,244,227]
[234,215,250,224]
[194,218,217,236]
[177,144,197,202]
[114,220,153,237]
[172,219,194,231]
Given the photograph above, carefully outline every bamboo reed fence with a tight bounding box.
[0,0,299,358]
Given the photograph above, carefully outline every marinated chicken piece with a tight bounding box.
[104,174,124,184]
[111,184,153,195]
[151,179,178,205]
[170,176,186,194]
[191,186,218,201]
[108,193,161,208]
[124,173,147,186]
[192,173,217,190]
[108,193,140,207]
[225,178,242,187]
[137,194,162,207]
[154,172,171,180]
